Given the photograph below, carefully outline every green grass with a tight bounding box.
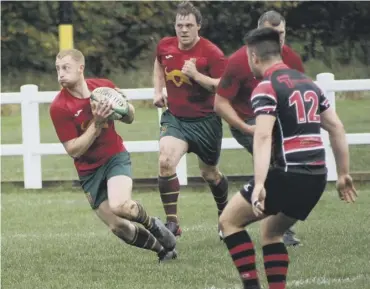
[2,183,370,289]
[1,98,370,182]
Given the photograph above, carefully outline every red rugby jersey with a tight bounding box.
[216,45,304,120]
[49,78,125,176]
[157,36,226,118]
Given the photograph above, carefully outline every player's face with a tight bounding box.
[262,21,286,47]
[175,13,200,48]
[55,55,84,88]
[246,47,263,78]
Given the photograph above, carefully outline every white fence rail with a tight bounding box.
[1,73,370,189]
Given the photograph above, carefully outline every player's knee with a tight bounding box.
[218,211,232,232]
[159,153,176,176]
[200,167,221,184]
[110,199,136,220]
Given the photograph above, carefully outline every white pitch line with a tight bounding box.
[204,274,369,289]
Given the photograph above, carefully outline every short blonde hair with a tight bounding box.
[56,49,85,65]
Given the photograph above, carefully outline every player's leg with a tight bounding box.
[187,114,229,237]
[158,111,188,236]
[260,214,297,289]
[231,118,301,247]
[106,152,176,252]
[219,183,266,289]
[95,200,176,262]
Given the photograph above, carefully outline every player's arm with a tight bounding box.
[251,91,277,187]
[153,58,165,95]
[119,103,135,124]
[319,93,356,202]
[320,106,349,176]
[214,67,254,135]
[114,88,135,124]
[192,71,219,92]
[63,121,104,159]
[214,94,254,135]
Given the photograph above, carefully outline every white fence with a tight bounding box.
[1,73,370,189]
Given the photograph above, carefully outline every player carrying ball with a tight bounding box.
[50,48,177,262]
[153,1,228,238]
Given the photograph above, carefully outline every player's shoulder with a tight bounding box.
[228,46,248,64]
[282,44,301,60]
[50,89,69,115]
[86,78,116,88]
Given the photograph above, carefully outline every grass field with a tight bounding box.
[2,183,370,289]
[1,90,370,288]
[1,97,370,182]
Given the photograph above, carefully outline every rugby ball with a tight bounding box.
[90,87,129,120]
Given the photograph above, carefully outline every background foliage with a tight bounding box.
[1,1,370,91]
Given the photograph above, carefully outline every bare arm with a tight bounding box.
[119,103,135,124]
[214,94,254,135]
[193,72,219,92]
[253,115,275,186]
[320,107,349,176]
[63,120,104,159]
[153,58,165,95]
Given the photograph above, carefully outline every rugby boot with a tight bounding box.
[158,249,178,263]
[283,228,301,247]
[165,221,182,237]
[150,217,176,251]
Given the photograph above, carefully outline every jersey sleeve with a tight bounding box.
[216,58,240,100]
[318,89,330,113]
[251,80,278,116]
[208,46,226,78]
[49,105,78,143]
[156,37,169,65]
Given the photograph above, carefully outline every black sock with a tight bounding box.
[208,175,229,216]
[263,243,289,289]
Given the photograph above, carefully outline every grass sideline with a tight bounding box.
[2,183,370,289]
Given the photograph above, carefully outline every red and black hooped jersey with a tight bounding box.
[251,63,330,175]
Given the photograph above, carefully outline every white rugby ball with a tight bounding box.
[90,87,129,120]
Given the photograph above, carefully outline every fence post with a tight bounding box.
[316,73,338,182]
[21,85,42,189]
[157,107,188,185]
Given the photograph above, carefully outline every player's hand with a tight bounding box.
[181,58,198,78]
[251,184,266,217]
[336,174,357,203]
[153,93,168,108]
[91,99,112,127]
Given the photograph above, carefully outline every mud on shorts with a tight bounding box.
[79,152,132,210]
[240,167,327,221]
[159,110,223,166]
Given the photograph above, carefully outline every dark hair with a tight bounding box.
[258,10,285,27]
[244,27,281,61]
[176,1,202,25]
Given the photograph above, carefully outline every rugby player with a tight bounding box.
[214,10,304,246]
[153,1,228,238]
[50,49,177,262]
[218,27,357,289]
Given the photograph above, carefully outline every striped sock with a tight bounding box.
[263,243,289,289]
[132,201,155,230]
[158,174,180,223]
[127,224,163,254]
[208,175,229,216]
[224,230,260,289]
